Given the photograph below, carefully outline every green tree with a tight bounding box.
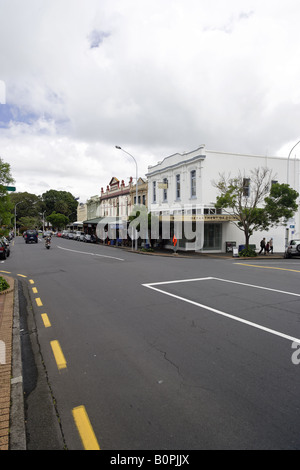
[18,216,41,232]
[0,156,14,227]
[42,190,78,222]
[214,167,299,249]
[10,192,43,217]
[46,212,69,231]
[10,192,44,232]
[264,183,299,225]
[128,205,159,247]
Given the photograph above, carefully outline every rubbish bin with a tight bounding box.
[225,241,236,253]
[238,244,245,252]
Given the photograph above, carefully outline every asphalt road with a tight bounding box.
[4,235,300,450]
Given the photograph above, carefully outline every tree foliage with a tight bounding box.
[42,190,78,222]
[0,156,14,226]
[214,167,299,247]
[46,212,69,230]
[9,192,43,219]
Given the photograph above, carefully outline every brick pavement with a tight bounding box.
[0,276,14,451]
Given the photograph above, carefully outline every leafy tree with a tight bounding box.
[264,183,299,224]
[42,190,78,222]
[18,216,41,232]
[0,157,14,226]
[128,205,159,246]
[214,167,299,248]
[10,192,44,232]
[46,212,69,230]
[10,192,43,218]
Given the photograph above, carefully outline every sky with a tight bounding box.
[1,0,300,203]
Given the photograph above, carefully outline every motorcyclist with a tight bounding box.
[45,234,51,248]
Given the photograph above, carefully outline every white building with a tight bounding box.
[146,145,300,252]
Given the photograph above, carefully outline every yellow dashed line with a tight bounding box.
[72,406,100,450]
[29,279,34,284]
[41,314,51,328]
[17,274,27,278]
[32,287,38,294]
[35,297,43,307]
[50,340,67,370]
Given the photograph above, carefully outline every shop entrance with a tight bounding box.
[203,223,222,250]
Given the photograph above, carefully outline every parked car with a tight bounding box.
[79,233,86,242]
[284,239,300,258]
[24,229,38,244]
[62,230,69,238]
[75,231,83,240]
[68,232,75,240]
[84,234,96,243]
[0,238,10,259]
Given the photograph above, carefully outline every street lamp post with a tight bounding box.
[286,140,300,247]
[14,201,23,236]
[115,146,138,250]
[287,139,300,185]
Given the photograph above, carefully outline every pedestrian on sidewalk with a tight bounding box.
[259,237,266,255]
[269,238,273,254]
[265,241,270,254]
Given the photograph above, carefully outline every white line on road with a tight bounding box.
[57,245,124,261]
[142,277,300,344]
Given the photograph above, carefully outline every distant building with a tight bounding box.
[130,177,148,208]
[99,177,132,219]
[77,202,87,224]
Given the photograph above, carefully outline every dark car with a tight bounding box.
[25,229,38,244]
[0,238,10,259]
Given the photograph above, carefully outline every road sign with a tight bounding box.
[5,186,16,191]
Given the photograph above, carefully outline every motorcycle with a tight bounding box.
[45,237,51,249]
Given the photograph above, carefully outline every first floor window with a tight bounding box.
[176,174,180,199]
[163,178,168,201]
[243,178,250,197]
[153,181,156,203]
[191,170,196,197]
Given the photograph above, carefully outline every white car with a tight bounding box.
[284,239,300,258]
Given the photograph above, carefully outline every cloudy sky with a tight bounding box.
[1,0,300,202]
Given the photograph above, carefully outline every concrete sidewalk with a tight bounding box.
[117,244,286,260]
[0,276,25,451]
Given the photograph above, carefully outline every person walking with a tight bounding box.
[265,241,270,254]
[269,238,273,254]
[259,237,266,255]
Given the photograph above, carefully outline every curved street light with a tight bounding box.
[287,139,300,185]
[115,146,138,250]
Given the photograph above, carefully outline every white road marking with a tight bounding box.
[57,245,124,261]
[142,277,300,343]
